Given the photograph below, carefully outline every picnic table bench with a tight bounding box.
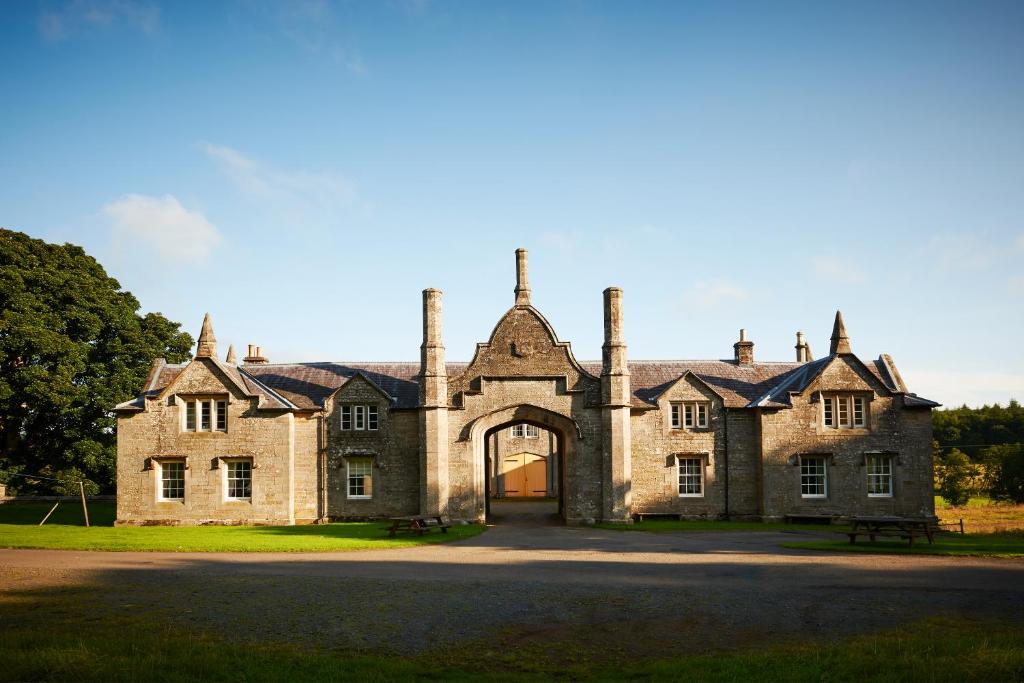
[846,516,934,545]
[386,515,452,537]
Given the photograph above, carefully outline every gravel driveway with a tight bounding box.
[2,519,1022,659]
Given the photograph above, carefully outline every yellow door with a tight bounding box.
[501,453,547,497]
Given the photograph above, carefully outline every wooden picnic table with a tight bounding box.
[386,515,452,537]
[847,516,934,545]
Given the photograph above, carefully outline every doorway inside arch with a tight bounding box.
[484,420,563,525]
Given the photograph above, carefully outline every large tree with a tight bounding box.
[0,229,192,493]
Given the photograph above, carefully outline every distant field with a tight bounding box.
[935,496,1024,533]
[0,502,485,552]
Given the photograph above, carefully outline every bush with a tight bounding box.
[987,444,1024,504]
[935,449,976,507]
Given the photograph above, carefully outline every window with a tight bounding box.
[677,456,704,497]
[867,454,893,497]
[671,402,710,429]
[226,460,252,501]
[511,424,539,438]
[800,457,827,498]
[822,395,868,429]
[347,458,373,498]
[183,398,227,433]
[340,405,379,431]
[159,460,185,501]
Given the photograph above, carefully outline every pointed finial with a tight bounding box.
[514,248,531,306]
[225,344,237,365]
[195,312,217,358]
[830,310,851,355]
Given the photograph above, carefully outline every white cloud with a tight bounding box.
[264,1,368,76]
[104,194,221,264]
[202,143,356,214]
[903,370,1024,409]
[919,233,996,273]
[682,280,749,310]
[812,256,866,285]
[39,0,159,43]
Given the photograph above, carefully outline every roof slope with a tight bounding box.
[122,355,935,412]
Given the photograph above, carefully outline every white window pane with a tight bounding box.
[368,405,379,430]
[341,406,352,430]
[671,404,680,429]
[185,401,196,431]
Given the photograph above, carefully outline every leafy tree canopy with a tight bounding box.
[933,400,1024,458]
[0,229,192,493]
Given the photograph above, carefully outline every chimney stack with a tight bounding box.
[225,344,237,365]
[734,328,754,365]
[601,287,630,403]
[514,248,531,306]
[795,331,813,363]
[419,288,447,406]
[243,344,268,364]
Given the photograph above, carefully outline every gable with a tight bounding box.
[159,358,250,401]
[656,371,723,405]
[807,355,891,397]
[449,305,599,404]
[330,373,394,405]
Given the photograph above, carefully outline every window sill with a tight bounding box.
[867,494,894,499]
[347,496,372,500]
[801,495,828,499]
[678,494,705,498]
[224,499,252,504]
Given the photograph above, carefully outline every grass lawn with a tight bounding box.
[0,502,485,552]
[935,496,1024,533]
[1,597,1021,682]
[783,531,1024,559]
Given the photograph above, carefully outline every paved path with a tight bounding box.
[2,524,1022,656]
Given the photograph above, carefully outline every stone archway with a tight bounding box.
[467,404,582,523]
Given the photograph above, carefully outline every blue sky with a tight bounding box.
[2,0,1022,407]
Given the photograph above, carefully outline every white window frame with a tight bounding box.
[676,456,705,497]
[347,458,373,499]
[183,397,228,433]
[800,456,828,498]
[822,394,868,429]
[158,460,185,501]
[224,459,252,502]
[867,454,894,498]
[671,402,710,430]
[511,424,524,438]
[340,405,379,432]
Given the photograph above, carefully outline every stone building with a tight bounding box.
[114,249,938,525]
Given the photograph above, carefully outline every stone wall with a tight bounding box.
[115,358,297,525]
[757,356,935,520]
[325,375,420,520]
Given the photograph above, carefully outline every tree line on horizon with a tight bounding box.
[933,401,1024,505]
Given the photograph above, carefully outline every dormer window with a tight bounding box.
[822,394,868,429]
[671,402,709,429]
[340,405,379,431]
[183,397,227,432]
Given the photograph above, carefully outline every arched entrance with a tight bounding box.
[468,405,581,523]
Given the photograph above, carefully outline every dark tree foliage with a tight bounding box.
[987,444,1024,504]
[0,229,192,493]
[933,400,1024,458]
[934,448,976,507]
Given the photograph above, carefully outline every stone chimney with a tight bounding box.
[733,328,754,365]
[419,288,447,406]
[601,286,632,522]
[225,344,237,365]
[829,311,852,355]
[514,248,531,306]
[601,287,630,403]
[195,313,217,358]
[795,331,813,363]
[419,287,449,517]
[243,344,269,365]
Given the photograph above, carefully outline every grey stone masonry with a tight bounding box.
[114,251,939,525]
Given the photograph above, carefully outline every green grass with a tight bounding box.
[0,502,485,552]
[1,600,1021,682]
[783,531,1024,559]
[595,518,846,533]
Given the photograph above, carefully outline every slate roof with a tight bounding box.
[119,354,937,412]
